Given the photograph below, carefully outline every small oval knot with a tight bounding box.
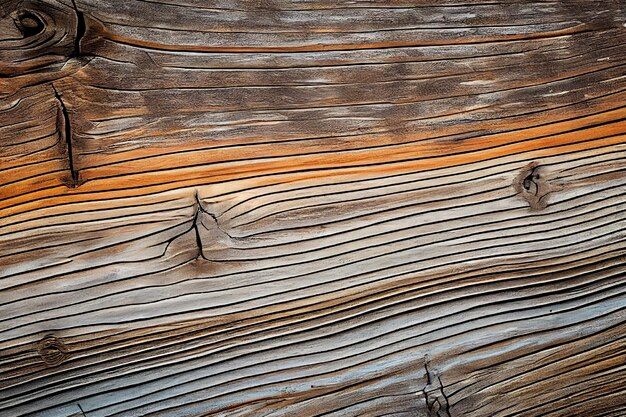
[17,11,45,38]
[37,335,68,367]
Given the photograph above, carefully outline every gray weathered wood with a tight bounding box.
[1,0,626,416]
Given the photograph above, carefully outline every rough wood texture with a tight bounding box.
[1,1,626,416]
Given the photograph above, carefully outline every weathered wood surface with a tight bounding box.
[1,0,626,416]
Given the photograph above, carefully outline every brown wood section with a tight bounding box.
[1,1,626,416]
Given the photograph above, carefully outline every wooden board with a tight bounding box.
[1,0,626,416]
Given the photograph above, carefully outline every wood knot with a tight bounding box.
[16,11,45,38]
[37,335,68,367]
[514,162,551,210]
[1,0,84,78]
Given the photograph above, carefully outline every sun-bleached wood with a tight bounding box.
[1,0,626,416]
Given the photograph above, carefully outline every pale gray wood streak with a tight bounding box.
[0,0,625,416]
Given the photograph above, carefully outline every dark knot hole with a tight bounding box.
[17,11,45,38]
[522,171,540,194]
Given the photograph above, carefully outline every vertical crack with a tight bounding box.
[193,190,205,260]
[77,402,87,416]
[69,0,85,56]
[437,376,451,416]
[52,84,79,188]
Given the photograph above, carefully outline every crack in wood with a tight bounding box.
[196,191,235,240]
[193,190,235,259]
[157,191,232,259]
[2,2,626,416]
[193,190,206,260]
[423,358,451,417]
[52,84,80,188]
[69,0,85,57]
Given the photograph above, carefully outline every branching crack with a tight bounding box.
[206,208,234,240]
[423,358,451,417]
[196,191,235,240]
[193,190,234,259]
[52,84,79,188]
[158,191,233,260]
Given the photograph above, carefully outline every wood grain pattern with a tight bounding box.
[1,0,626,416]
